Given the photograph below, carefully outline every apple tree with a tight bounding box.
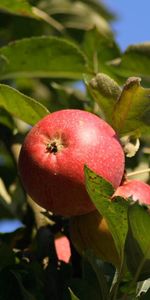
[0,1,150,299]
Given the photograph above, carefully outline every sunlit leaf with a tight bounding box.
[69,288,80,300]
[0,0,35,18]
[84,166,128,266]
[80,0,116,21]
[112,77,150,136]
[38,1,112,34]
[0,84,49,125]
[43,0,115,22]
[0,36,88,80]
[110,43,150,82]
[82,28,120,74]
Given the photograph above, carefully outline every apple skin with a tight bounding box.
[70,209,119,267]
[113,179,150,205]
[18,109,125,216]
[54,233,71,263]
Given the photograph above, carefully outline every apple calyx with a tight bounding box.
[46,137,66,154]
[46,141,59,154]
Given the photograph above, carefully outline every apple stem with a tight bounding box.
[127,168,150,177]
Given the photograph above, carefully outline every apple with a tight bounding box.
[54,233,71,263]
[18,109,125,216]
[70,209,119,267]
[113,179,150,205]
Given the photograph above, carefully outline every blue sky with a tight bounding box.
[104,0,150,51]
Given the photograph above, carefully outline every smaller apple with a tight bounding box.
[54,233,71,263]
[113,179,150,205]
[70,210,119,267]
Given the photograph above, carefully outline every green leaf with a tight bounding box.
[0,36,88,80]
[0,84,49,125]
[0,243,15,270]
[125,203,150,281]
[0,262,44,300]
[83,251,109,300]
[0,108,15,130]
[51,82,86,111]
[79,0,116,21]
[69,288,80,300]
[0,268,22,300]
[11,270,36,300]
[110,43,150,81]
[68,278,101,300]
[82,28,120,74]
[0,0,36,18]
[85,73,121,123]
[42,2,112,34]
[84,166,128,266]
[84,165,115,198]
[112,77,150,136]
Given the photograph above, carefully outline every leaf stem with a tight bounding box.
[32,7,65,32]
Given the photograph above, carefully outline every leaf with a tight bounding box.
[42,2,112,34]
[0,268,22,300]
[84,165,115,199]
[85,73,121,123]
[110,43,150,81]
[137,279,150,298]
[51,82,86,110]
[83,250,109,300]
[0,265,41,300]
[125,203,150,281]
[0,84,49,125]
[0,36,88,80]
[0,262,44,300]
[79,0,116,21]
[0,0,36,18]
[140,288,150,300]
[44,0,115,22]
[0,243,15,270]
[0,108,15,130]
[68,288,80,300]
[82,27,120,74]
[68,278,100,300]
[11,270,36,300]
[112,77,150,136]
[84,166,129,266]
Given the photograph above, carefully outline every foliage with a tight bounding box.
[0,0,150,299]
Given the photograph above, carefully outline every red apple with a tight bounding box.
[54,233,71,263]
[18,109,125,216]
[113,179,150,205]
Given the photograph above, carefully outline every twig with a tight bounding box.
[127,168,150,178]
[32,7,65,32]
